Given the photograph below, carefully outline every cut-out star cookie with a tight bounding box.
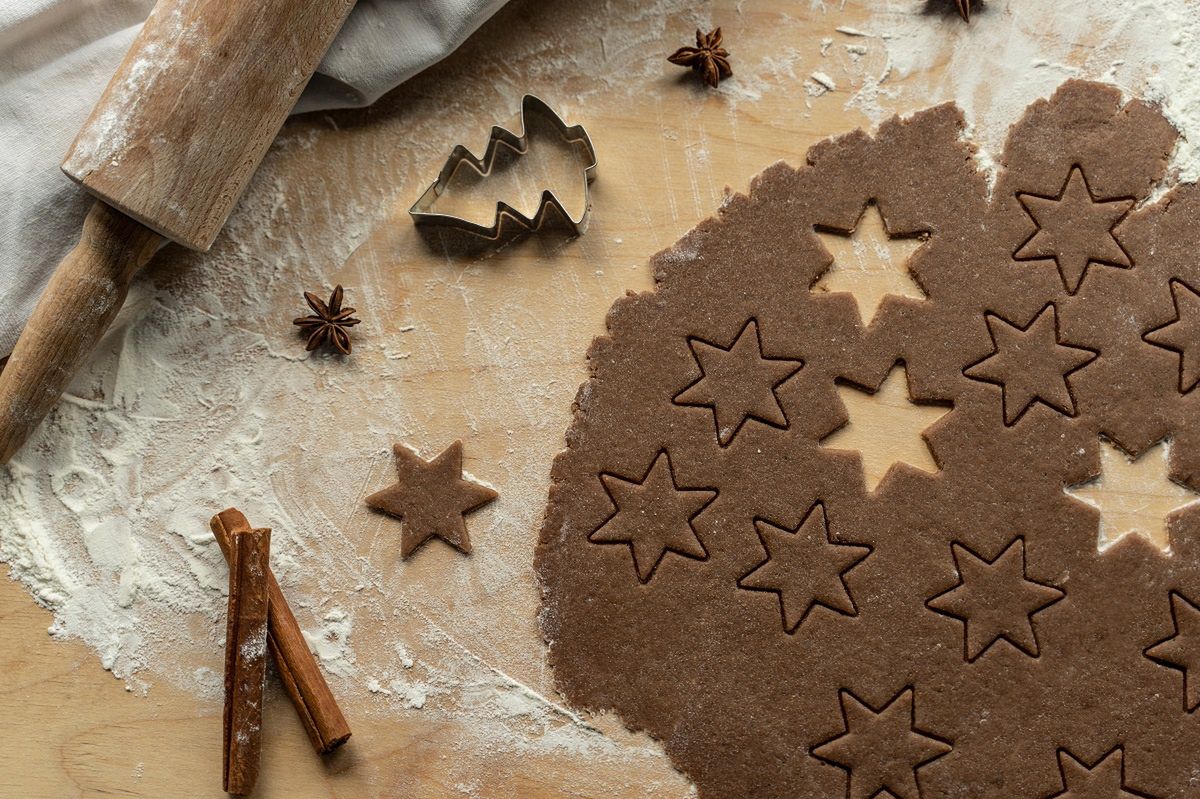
[365,440,498,558]
[926,538,1064,661]
[811,687,952,799]
[820,363,948,492]
[1014,166,1134,294]
[1144,279,1200,394]
[1066,438,1200,553]
[590,450,717,582]
[964,303,1098,425]
[1145,591,1200,713]
[674,318,803,446]
[813,203,929,327]
[738,503,870,633]
[1049,747,1155,799]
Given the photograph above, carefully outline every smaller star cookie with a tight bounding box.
[1014,166,1134,294]
[1050,747,1155,799]
[1145,591,1200,713]
[811,687,952,799]
[673,318,803,447]
[738,502,870,633]
[590,450,717,583]
[366,440,498,558]
[926,537,1064,662]
[963,303,1097,426]
[1143,279,1200,394]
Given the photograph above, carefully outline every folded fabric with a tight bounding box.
[0,0,507,357]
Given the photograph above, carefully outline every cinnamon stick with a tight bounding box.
[224,526,270,795]
[211,508,352,753]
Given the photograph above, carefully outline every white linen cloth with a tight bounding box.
[0,0,507,357]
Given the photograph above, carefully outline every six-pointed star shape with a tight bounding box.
[1144,279,1200,393]
[813,203,929,327]
[964,303,1098,426]
[1049,747,1156,799]
[674,318,803,446]
[811,687,952,799]
[365,440,498,558]
[1066,438,1200,553]
[1145,591,1200,713]
[1014,166,1135,294]
[590,450,717,583]
[737,503,871,633]
[820,363,948,493]
[926,537,1065,662]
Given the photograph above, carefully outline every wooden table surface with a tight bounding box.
[0,1,1146,797]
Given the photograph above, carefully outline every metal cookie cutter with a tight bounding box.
[409,95,598,240]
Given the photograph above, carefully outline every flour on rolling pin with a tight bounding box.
[63,11,206,175]
[63,0,355,251]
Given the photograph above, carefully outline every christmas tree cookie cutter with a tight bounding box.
[409,94,598,240]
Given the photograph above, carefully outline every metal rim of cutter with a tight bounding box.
[408,94,598,240]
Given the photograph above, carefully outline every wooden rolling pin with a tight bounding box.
[0,0,355,463]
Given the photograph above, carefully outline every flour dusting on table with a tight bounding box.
[841,0,1200,185]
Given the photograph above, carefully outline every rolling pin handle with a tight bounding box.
[0,200,166,463]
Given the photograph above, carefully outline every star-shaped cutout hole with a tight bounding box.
[811,687,952,799]
[1014,165,1135,294]
[812,203,929,327]
[1065,438,1200,553]
[1145,591,1200,713]
[1144,279,1200,394]
[1049,747,1156,799]
[589,450,717,583]
[964,303,1098,426]
[673,318,803,446]
[365,440,498,559]
[1012,166,1132,293]
[926,537,1064,662]
[737,502,871,633]
[819,363,949,493]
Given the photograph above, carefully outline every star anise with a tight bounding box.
[668,27,732,88]
[293,285,361,355]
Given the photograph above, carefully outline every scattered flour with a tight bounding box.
[834,0,1200,186]
[810,70,837,92]
[302,607,356,677]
